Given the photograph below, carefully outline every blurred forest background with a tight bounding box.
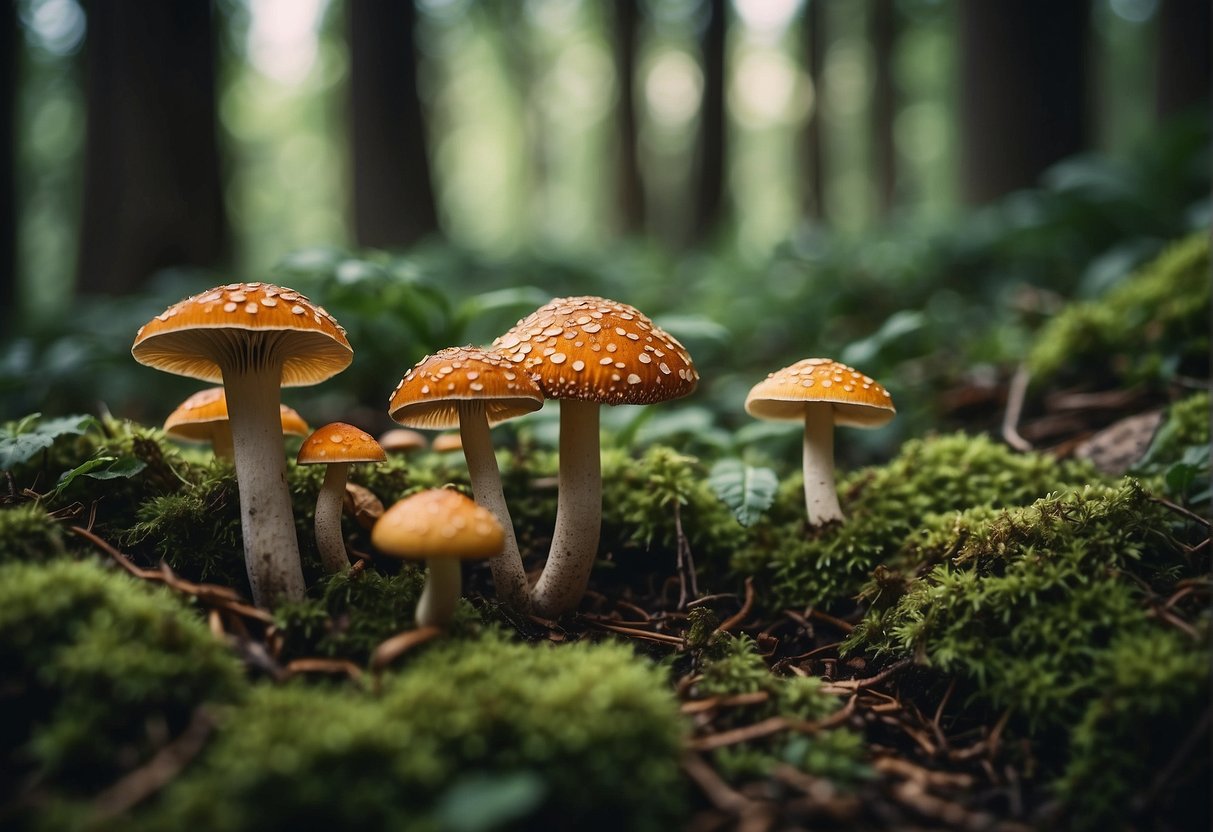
[0,0,1209,459]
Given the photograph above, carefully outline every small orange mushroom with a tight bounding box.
[297,422,386,574]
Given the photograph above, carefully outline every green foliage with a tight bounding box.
[1055,627,1210,830]
[733,433,1102,609]
[0,502,70,564]
[846,481,1200,721]
[708,458,779,527]
[1028,233,1211,386]
[695,636,869,784]
[0,559,245,799]
[147,633,686,832]
[0,413,97,470]
[1135,392,1212,508]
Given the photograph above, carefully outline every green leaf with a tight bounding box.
[55,455,146,495]
[709,458,779,527]
[433,771,547,832]
[0,413,96,470]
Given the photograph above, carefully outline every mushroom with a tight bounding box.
[379,428,428,455]
[164,387,310,459]
[745,358,895,526]
[492,296,698,617]
[388,346,543,611]
[431,433,464,453]
[133,282,352,606]
[297,422,386,574]
[371,488,505,628]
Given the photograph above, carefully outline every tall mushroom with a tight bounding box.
[133,282,352,606]
[164,387,310,460]
[388,346,543,611]
[297,422,386,574]
[745,358,895,526]
[492,296,697,617]
[371,488,505,629]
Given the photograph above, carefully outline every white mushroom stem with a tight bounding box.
[315,462,351,574]
[221,363,307,606]
[531,398,601,618]
[458,402,530,611]
[803,403,844,526]
[415,557,462,628]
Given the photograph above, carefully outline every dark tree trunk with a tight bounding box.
[348,0,439,249]
[802,0,826,221]
[0,0,15,318]
[870,0,897,218]
[1155,0,1211,117]
[958,0,1091,204]
[693,0,727,242]
[614,0,645,235]
[76,0,227,295]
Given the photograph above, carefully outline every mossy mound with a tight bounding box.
[0,559,246,803]
[1028,233,1210,386]
[844,480,1209,826]
[145,633,686,832]
[732,433,1102,609]
[0,502,70,564]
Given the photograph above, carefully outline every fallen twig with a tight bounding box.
[1001,365,1033,452]
[716,577,755,634]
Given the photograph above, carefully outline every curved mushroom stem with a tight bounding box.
[222,364,307,607]
[315,462,351,574]
[531,399,601,618]
[415,557,462,628]
[459,402,530,612]
[803,403,844,526]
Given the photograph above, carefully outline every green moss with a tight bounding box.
[147,633,686,831]
[846,481,1202,721]
[0,502,70,564]
[694,636,869,785]
[735,433,1102,609]
[1028,234,1211,385]
[0,560,246,801]
[1056,626,1209,830]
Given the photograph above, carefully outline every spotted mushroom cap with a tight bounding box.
[371,488,504,561]
[490,296,697,405]
[297,422,386,465]
[388,346,544,429]
[132,282,352,387]
[163,387,310,441]
[745,358,895,428]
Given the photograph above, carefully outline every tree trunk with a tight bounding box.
[347,0,439,249]
[958,0,1091,204]
[870,0,897,218]
[76,0,227,295]
[692,0,727,243]
[0,0,15,318]
[613,0,645,235]
[1155,0,1211,118]
[801,0,826,222]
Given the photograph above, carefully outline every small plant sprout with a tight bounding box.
[371,488,505,629]
[297,423,386,574]
[388,346,543,611]
[492,296,697,617]
[745,358,894,526]
[163,387,310,460]
[133,282,352,607]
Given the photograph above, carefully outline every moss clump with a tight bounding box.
[734,433,1101,609]
[0,560,246,802]
[1137,391,1210,473]
[694,635,869,784]
[0,502,70,564]
[1028,233,1210,385]
[274,566,486,664]
[147,633,686,831]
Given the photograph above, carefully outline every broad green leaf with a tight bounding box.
[433,771,547,832]
[0,413,96,470]
[55,455,146,495]
[709,458,779,527]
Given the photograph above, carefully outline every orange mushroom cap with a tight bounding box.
[744,358,895,428]
[378,428,428,454]
[164,388,310,441]
[491,296,697,406]
[132,282,351,386]
[297,422,387,465]
[388,346,544,429]
[372,489,504,561]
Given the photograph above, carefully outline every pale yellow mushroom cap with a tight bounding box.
[745,358,895,428]
[372,489,505,561]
